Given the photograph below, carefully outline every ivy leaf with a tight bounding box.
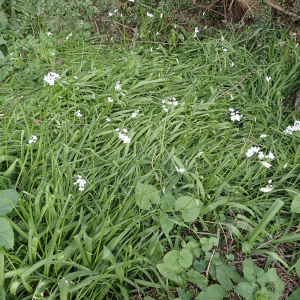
[200,236,218,252]
[179,248,193,269]
[195,284,229,300]
[185,269,207,290]
[0,217,14,250]
[159,213,175,235]
[135,182,160,210]
[266,268,284,298]
[186,241,201,258]
[0,189,18,215]
[156,263,183,286]
[174,196,202,222]
[163,250,181,272]
[235,282,260,300]
[161,192,175,210]
[288,287,300,300]
[194,260,206,273]
[291,194,300,213]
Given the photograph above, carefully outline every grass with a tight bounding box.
[1,23,300,299]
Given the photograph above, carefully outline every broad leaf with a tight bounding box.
[0,10,7,27]
[161,192,175,210]
[156,263,183,286]
[0,50,4,60]
[291,194,300,213]
[185,269,207,290]
[235,282,260,300]
[174,196,202,222]
[135,182,160,210]
[179,249,193,269]
[288,287,300,300]
[243,259,265,285]
[194,260,206,272]
[265,268,284,298]
[216,263,241,290]
[294,258,300,277]
[196,284,229,300]
[0,217,14,250]
[163,250,181,271]
[159,213,175,235]
[286,188,300,197]
[0,189,18,215]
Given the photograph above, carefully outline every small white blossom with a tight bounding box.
[108,97,113,103]
[115,81,121,90]
[44,72,60,85]
[260,134,267,138]
[74,76,78,79]
[123,129,128,133]
[51,52,55,55]
[246,146,260,158]
[115,128,120,132]
[162,100,166,104]
[65,33,72,40]
[109,12,113,16]
[223,48,228,52]
[160,13,163,18]
[229,108,235,112]
[283,163,288,168]
[75,110,83,117]
[74,175,87,191]
[266,76,271,82]
[284,120,300,135]
[28,135,37,144]
[106,118,111,122]
[46,32,52,36]
[230,63,234,67]
[260,161,272,168]
[129,0,134,2]
[147,12,153,18]
[156,32,160,35]
[265,152,275,160]
[258,152,265,160]
[150,47,153,51]
[260,186,273,193]
[175,166,185,174]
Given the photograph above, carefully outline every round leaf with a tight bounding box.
[0,189,18,215]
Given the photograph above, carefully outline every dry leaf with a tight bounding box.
[56,58,62,64]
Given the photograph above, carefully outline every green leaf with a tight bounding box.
[291,194,300,213]
[82,22,92,30]
[194,260,206,272]
[242,241,252,254]
[185,269,207,290]
[163,250,181,271]
[201,236,218,252]
[174,196,202,222]
[135,182,160,210]
[186,241,201,258]
[294,258,300,277]
[160,213,174,235]
[156,263,183,286]
[182,290,193,300]
[0,217,14,250]
[0,190,18,215]
[242,259,265,285]
[0,50,4,60]
[265,268,284,298]
[0,11,7,27]
[179,249,193,269]
[235,282,260,300]
[216,263,241,290]
[195,284,229,300]
[0,36,5,45]
[285,188,300,197]
[288,287,300,300]
[161,192,175,210]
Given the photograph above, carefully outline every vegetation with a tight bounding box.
[0,0,300,299]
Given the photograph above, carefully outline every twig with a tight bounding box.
[206,249,216,279]
[134,281,142,300]
[263,0,300,20]
[0,96,23,113]
[228,0,235,11]
[151,149,159,181]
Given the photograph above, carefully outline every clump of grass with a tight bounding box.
[0,25,300,299]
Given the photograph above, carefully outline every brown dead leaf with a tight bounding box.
[56,58,62,64]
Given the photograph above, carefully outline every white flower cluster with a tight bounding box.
[116,128,131,144]
[175,166,185,174]
[162,98,178,112]
[44,72,60,86]
[66,33,72,40]
[46,32,52,36]
[266,76,271,82]
[260,180,273,193]
[115,81,121,90]
[229,108,243,122]
[132,110,139,118]
[284,120,300,135]
[75,110,83,117]
[106,118,111,122]
[246,146,274,168]
[245,146,260,157]
[108,97,113,103]
[194,27,199,37]
[28,135,37,144]
[74,175,86,191]
[147,12,153,18]
[257,151,275,160]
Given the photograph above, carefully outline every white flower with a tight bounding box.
[265,152,275,160]
[175,166,185,174]
[258,152,265,160]
[123,129,128,133]
[230,63,234,67]
[283,163,288,168]
[28,135,37,144]
[115,81,121,90]
[195,27,199,33]
[229,108,235,112]
[260,134,267,138]
[268,180,272,184]
[47,32,52,36]
[74,175,87,191]
[118,132,131,144]
[106,118,111,122]
[266,76,271,82]
[147,12,153,18]
[260,161,272,168]
[44,72,60,85]
[173,101,178,106]
[174,25,176,28]
[231,94,233,99]
[230,113,243,122]
[260,186,273,193]
[129,0,134,2]
[74,76,78,79]
[132,113,137,118]
[156,32,160,35]
[109,12,113,16]
[245,146,260,158]
[162,100,166,104]
[223,48,228,52]
[115,128,119,132]
[160,13,163,18]
[108,97,113,103]
[284,120,300,135]
[51,52,55,55]
[75,110,83,117]
[150,47,153,51]
[65,33,72,40]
